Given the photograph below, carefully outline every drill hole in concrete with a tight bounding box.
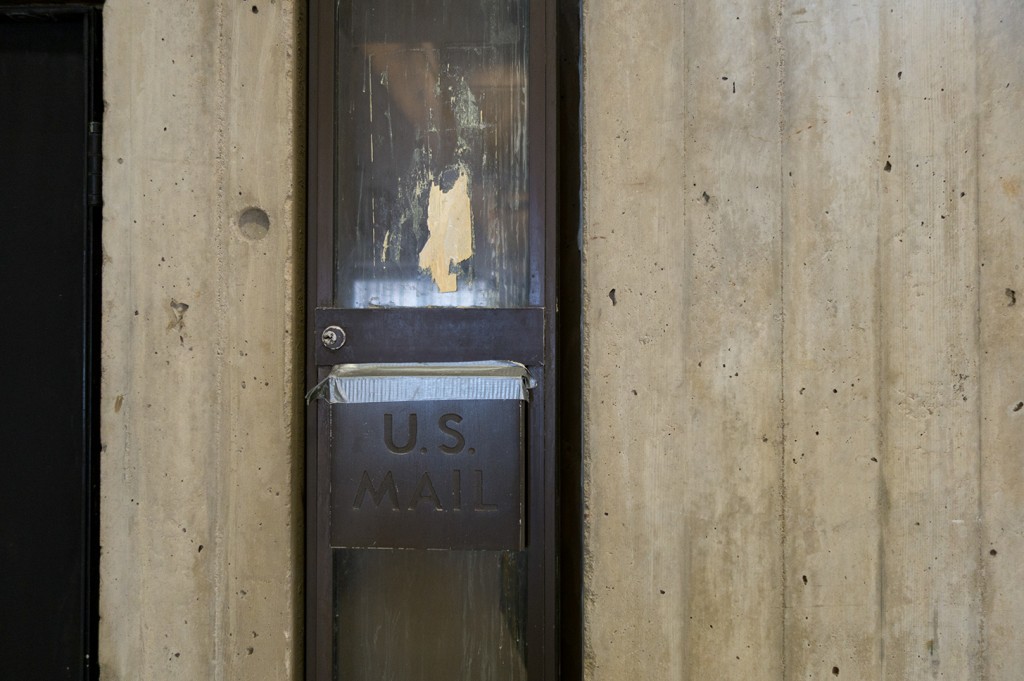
[238,207,270,240]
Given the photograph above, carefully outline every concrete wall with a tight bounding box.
[99,1,303,679]
[582,1,1024,679]
[97,0,1024,678]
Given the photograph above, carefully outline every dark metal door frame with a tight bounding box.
[305,0,579,678]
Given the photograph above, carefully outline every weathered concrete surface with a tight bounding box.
[583,1,1024,679]
[978,2,1024,678]
[99,1,303,679]
[95,0,1024,676]
[582,0,784,678]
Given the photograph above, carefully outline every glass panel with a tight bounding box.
[333,549,528,680]
[334,0,530,308]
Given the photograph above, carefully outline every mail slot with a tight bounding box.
[309,362,533,550]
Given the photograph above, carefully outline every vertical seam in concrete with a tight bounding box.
[875,314,887,681]
[122,0,137,580]
[677,6,690,680]
[775,1,787,679]
[972,3,987,677]
[577,4,594,677]
[211,2,228,679]
[126,6,140,667]
[874,5,890,674]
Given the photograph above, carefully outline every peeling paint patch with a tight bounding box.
[419,169,473,293]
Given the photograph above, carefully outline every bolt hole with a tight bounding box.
[239,207,270,240]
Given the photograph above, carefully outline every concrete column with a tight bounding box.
[99,1,303,678]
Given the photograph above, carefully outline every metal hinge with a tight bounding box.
[87,121,101,207]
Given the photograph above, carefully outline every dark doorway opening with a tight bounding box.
[0,6,102,679]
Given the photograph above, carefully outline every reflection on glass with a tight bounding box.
[333,549,528,680]
[335,0,530,308]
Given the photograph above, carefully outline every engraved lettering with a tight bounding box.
[352,470,400,510]
[438,413,465,454]
[409,472,443,511]
[452,469,462,511]
[384,412,417,453]
[332,401,524,549]
[473,469,498,511]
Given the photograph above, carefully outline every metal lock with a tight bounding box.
[321,325,346,350]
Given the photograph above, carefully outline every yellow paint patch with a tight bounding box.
[419,171,474,293]
[1002,177,1021,198]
